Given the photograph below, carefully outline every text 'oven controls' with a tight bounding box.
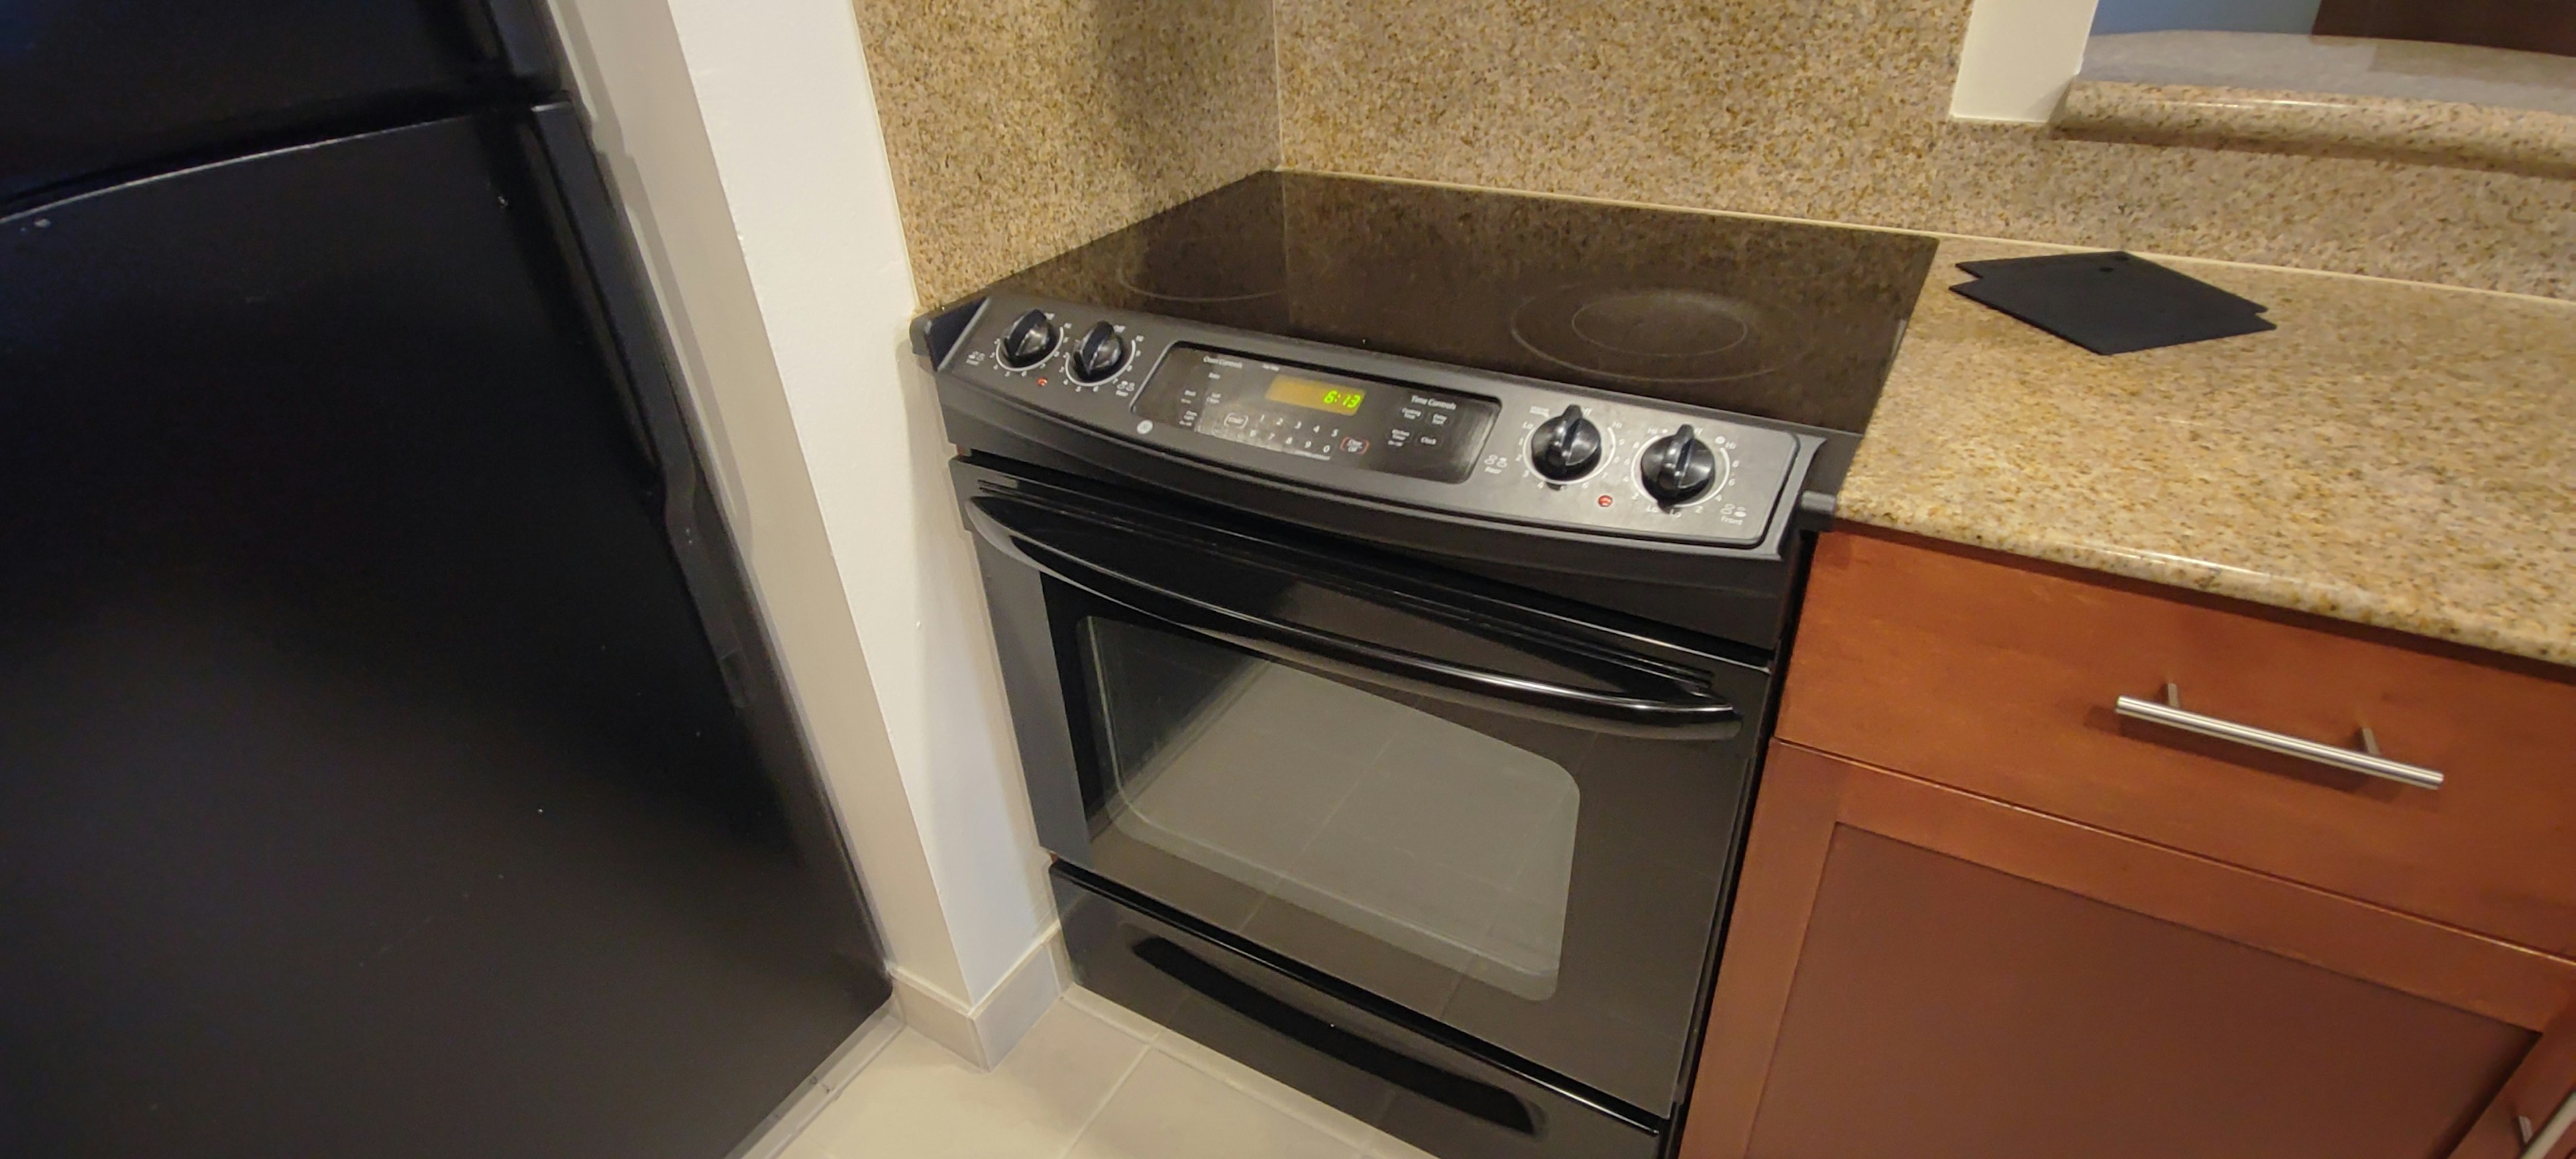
[1527,405,1602,482]
[1640,424,1719,506]
[1000,309,1058,369]
[1069,321,1129,383]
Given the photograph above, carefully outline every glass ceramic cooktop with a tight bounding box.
[985,171,1939,434]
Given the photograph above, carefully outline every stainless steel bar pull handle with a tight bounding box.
[2112,683,2445,791]
[2521,1086,2576,1159]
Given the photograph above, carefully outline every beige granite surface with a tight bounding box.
[851,0,1279,305]
[2076,32,2576,117]
[1841,237,2576,667]
[843,5,2576,661]
[1274,0,2576,302]
[2056,81,2576,179]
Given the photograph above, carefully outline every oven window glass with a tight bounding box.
[1083,617,1579,1001]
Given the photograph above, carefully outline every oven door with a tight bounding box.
[958,457,1769,1122]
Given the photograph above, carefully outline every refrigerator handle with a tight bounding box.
[521,102,679,484]
[514,100,883,970]
[483,0,566,87]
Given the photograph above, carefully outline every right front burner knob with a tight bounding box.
[1528,405,1603,482]
[1640,425,1719,506]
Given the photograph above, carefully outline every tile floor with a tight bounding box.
[781,988,1437,1159]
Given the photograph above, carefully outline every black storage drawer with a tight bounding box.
[1055,867,1663,1159]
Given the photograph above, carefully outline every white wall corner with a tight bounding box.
[1951,0,2106,123]
[541,0,1054,1023]
[649,0,1055,1010]
[892,924,1070,1070]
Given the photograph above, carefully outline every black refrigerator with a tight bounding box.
[0,3,892,1157]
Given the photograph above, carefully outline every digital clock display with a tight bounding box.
[1133,345,1499,484]
[1264,376,1366,415]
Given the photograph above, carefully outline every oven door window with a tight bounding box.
[1067,608,1751,1113]
[1087,616,1579,1001]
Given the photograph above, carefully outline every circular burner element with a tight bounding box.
[1112,264,1283,305]
[1513,284,1794,384]
[1570,290,1754,358]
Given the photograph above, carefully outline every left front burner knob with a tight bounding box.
[1069,321,1130,382]
[1000,309,1059,368]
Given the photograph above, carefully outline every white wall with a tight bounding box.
[2090,0,2322,36]
[1951,0,2106,121]
[544,0,1057,1058]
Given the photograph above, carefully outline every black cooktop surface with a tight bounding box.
[988,171,1939,434]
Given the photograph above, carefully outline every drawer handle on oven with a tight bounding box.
[2113,683,2443,790]
[1131,936,1541,1135]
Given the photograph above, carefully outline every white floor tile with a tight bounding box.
[790,991,1439,1159]
[1064,1050,1360,1159]
[1358,1132,1442,1159]
[795,999,1147,1159]
[1145,1027,1381,1150]
[1059,985,1164,1045]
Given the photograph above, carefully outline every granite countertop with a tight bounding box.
[2074,32,2576,117]
[1839,237,2576,667]
[2055,81,2576,180]
[2053,34,2576,180]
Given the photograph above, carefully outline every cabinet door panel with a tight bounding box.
[2450,1007,2576,1159]
[1748,826,2528,1159]
[1684,744,2576,1159]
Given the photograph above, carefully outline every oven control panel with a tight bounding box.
[936,295,1813,549]
[1134,346,1500,484]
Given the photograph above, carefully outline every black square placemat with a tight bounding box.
[1950,251,2275,355]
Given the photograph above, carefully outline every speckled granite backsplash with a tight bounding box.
[851,0,1277,304]
[1273,0,2576,301]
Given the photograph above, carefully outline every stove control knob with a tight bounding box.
[1640,425,1719,506]
[999,309,1059,369]
[1069,321,1129,382]
[1528,405,1603,482]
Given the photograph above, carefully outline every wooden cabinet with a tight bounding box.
[1682,531,2576,1159]
[1779,531,2576,958]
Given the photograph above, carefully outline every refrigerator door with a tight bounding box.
[0,0,555,205]
[0,109,886,1158]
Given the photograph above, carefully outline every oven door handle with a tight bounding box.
[967,494,1741,738]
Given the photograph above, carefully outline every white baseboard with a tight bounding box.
[727,1001,905,1159]
[890,922,1069,1070]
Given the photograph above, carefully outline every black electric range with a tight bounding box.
[981,170,1931,437]
[918,172,1933,1159]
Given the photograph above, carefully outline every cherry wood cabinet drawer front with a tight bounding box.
[1780,531,2576,956]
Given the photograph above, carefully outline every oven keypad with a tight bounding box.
[1136,347,1499,484]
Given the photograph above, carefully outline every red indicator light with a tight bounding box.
[1596,494,1613,508]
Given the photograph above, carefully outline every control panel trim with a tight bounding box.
[936,294,1821,553]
